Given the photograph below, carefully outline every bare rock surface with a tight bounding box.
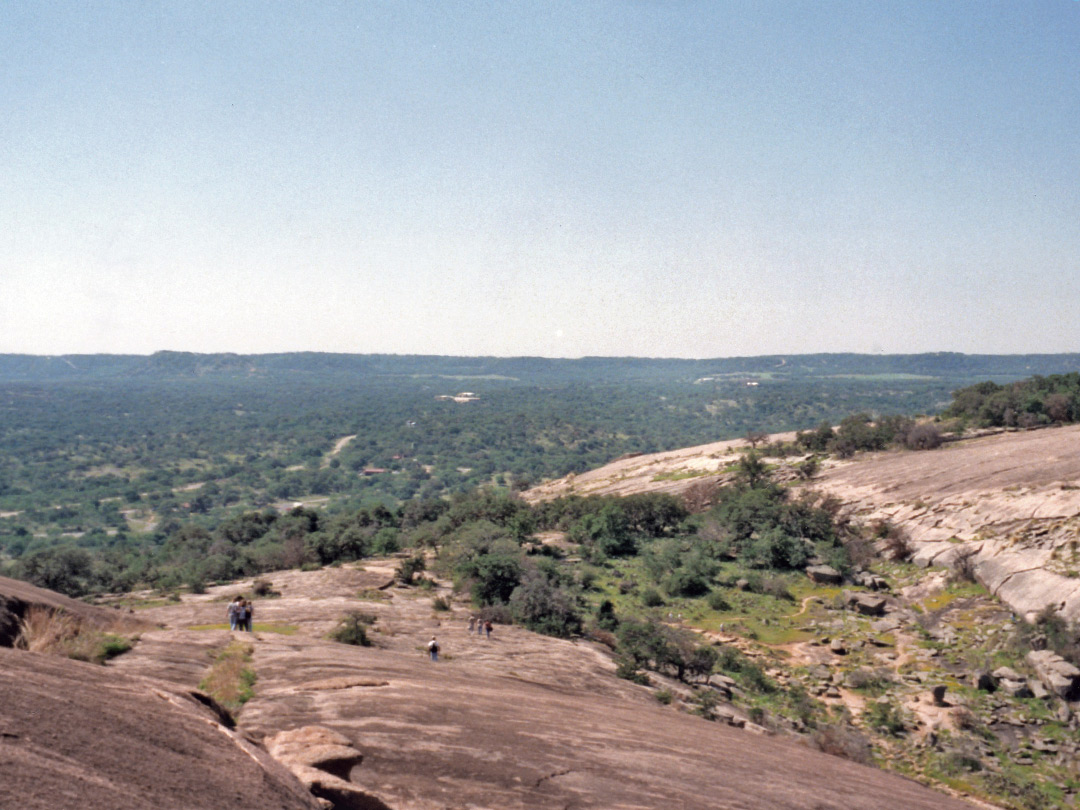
[111,565,977,810]
[0,646,322,810]
[809,425,1080,623]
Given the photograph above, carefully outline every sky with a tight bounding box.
[2,1,1079,359]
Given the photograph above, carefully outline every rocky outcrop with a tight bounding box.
[264,726,389,810]
[0,647,322,810]
[808,425,1080,625]
[1027,650,1080,700]
[844,591,887,616]
[806,564,842,585]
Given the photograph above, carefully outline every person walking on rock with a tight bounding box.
[468,615,476,634]
[484,620,492,639]
[241,598,254,632]
[227,596,243,631]
[428,635,440,662]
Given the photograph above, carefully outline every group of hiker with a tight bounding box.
[427,616,494,662]
[467,615,493,638]
[227,595,254,631]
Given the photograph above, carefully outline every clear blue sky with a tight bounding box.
[2,1,1078,357]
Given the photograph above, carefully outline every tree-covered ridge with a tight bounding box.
[943,373,1080,428]
[3,350,1080,383]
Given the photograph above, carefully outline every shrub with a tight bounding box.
[690,688,719,721]
[707,591,731,611]
[655,688,673,705]
[508,575,582,638]
[431,596,451,612]
[396,554,426,585]
[252,579,276,597]
[329,611,374,646]
[640,587,665,607]
[595,599,619,631]
[903,422,942,450]
[663,567,711,598]
[863,699,905,735]
[615,657,650,685]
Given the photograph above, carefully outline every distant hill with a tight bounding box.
[2,350,1079,384]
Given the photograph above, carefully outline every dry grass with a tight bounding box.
[16,606,139,664]
[199,641,257,711]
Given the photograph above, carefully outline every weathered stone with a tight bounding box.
[931,685,948,706]
[806,564,842,585]
[0,647,322,810]
[263,726,381,809]
[707,673,737,694]
[999,679,1034,699]
[992,666,1022,682]
[972,670,998,692]
[843,591,887,616]
[1026,650,1080,700]
[830,638,848,655]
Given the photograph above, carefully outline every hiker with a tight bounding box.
[227,596,243,631]
[428,635,440,662]
[467,615,476,633]
[484,620,492,639]
[240,598,253,632]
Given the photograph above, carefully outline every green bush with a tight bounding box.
[863,699,905,735]
[396,554,426,585]
[641,587,665,607]
[707,591,731,611]
[508,575,582,638]
[329,611,374,646]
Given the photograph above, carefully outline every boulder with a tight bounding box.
[707,673,737,695]
[843,591,887,617]
[1026,650,1080,700]
[999,679,1034,699]
[992,666,1022,682]
[853,572,890,591]
[263,726,385,809]
[931,685,948,706]
[830,638,848,655]
[805,565,842,585]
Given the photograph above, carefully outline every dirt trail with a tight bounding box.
[320,434,357,468]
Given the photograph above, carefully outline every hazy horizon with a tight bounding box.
[3,2,1079,358]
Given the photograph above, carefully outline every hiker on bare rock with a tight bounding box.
[428,636,440,662]
[484,620,492,639]
[468,615,476,633]
[241,598,253,632]
[227,596,243,631]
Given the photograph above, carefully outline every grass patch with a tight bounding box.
[199,641,256,711]
[16,606,140,664]
[186,622,298,635]
[357,588,392,601]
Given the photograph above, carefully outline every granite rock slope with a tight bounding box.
[108,566,979,810]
